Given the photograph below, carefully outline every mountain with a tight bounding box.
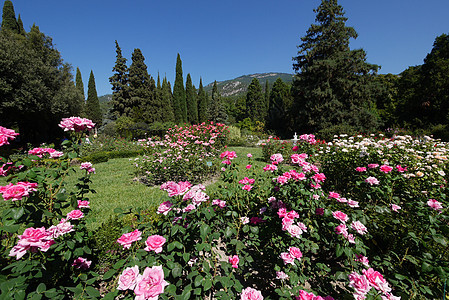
[204,72,294,97]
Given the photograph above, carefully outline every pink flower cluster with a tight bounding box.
[298,133,317,145]
[239,177,255,191]
[241,287,263,300]
[117,265,168,299]
[270,153,284,165]
[229,254,239,268]
[160,180,191,197]
[275,170,306,186]
[0,126,19,146]
[28,147,63,158]
[427,198,443,213]
[280,246,303,265]
[59,117,95,132]
[348,268,398,299]
[116,229,166,253]
[278,208,307,238]
[80,162,95,174]
[212,199,226,208]
[220,150,237,165]
[0,181,38,201]
[9,227,55,259]
[295,289,334,300]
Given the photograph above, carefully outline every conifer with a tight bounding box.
[1,1,19,33]
[173,53,187,123]
[197,78,208,123]
[109,40,130,117]
[86,70,103,126]
[185,73,198,124]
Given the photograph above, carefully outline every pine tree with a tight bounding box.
[17,14,25,35]
[266,78,292,136]
[75,67,85,100]
[86,70,102,126]
[1,0,19,33]
[161,76,175,123]
[185,73,198,124]
[246,78,265,122]
[208,81,227,123]
[173,53,187,123]
[128,48,152,121]
[292,0,380,133]
[197,78,208,123]
[109,40,130,117]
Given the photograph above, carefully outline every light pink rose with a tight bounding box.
[348,272,371,296]
[332,211,348,223]
[117,265,139,290]
[47,220,74,239]
[362,268,386,290]
[183,204,196,212]
[241,287,263,300]
[335,224,348,236]
[240,217,250,224]
[368,164,379,169]
[59,117,95,132]
[67,209,84,220]
[134,265,168,300]
[391,204,401,212]
[365,176,379,185]
[280,252,295,265]
[427,199,443,212]
[117,229,142,249]
[157,201,173,215]
[144,235,166,253]
[287,224,303,238]
[276,271,288,280]
[351,221,368,235]
[229,255,239,268]
[77,200,90,208]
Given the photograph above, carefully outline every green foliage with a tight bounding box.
[173,53,187,123]
[109,40,130,118]
[266,78,293,137]
[208,81,228,124]
[197,78,209,123]
[86,70,103,127]
[75,67,85,101]
[186,73,198,124]
[246,78,266,123]
[161,76,175,123]
[292,0,380,134]
[1,0,19,33]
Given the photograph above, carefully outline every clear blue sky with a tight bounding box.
[5,0,449,96]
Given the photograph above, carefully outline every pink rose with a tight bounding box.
[362,268,386,290]
[72,257,91,269]
[280,252,295,265]
[365,176,379,185]
[355,254,370,267]
[144,235,166,253]
[276,271,288,280]
[288,247,303,259]
[296,290,315,300]
[229,255,239,268]
[117,265,139,290]
[246,165,252,169]
[0,126,19,146]
[67,209,84,220]
[348,272,371,296]
[427,199,443,212]
[242,185,253,191]
[157,201,173,215]
[391,204,401,212]
[328,192,340,199]
[380,165,393,173]
[117,229,142,249]
[247,153,252,158]
[355,167,367,172]
[332,211,348,223]
[241,287,263,300]
[351,221,368,235]
[335,224,348,236]
[47,220,74,238]
[134,265,168,299]
[288,225,303,238]
[77,200,90,208]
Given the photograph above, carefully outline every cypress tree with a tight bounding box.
[109,40,130,117]
[17,14,25,35]
[197,78,208,123]
[246,78,265,122]
[292,0,380,133]
[173,53,187,123]
[208,81,227,123]
[86,70,102,126]
[185,73,198,124]
[266,78,292,136]
[1,1,19,33]
[161,76,175,122]
[75,67,85,100]
[264,80,270,115]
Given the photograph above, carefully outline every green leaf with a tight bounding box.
[11,207,24,221]
[1,224,20,233]
[200,224,210,240]
[336,244,343,257]
[203,278,212,291]
[421,262,433,272]
[182,253,190,262]
[103,269,116,280]
[172,264,182,278]
[432,235,448,246]
[36,283,46,293]
[85,286,100,298]
[194,275,203,287]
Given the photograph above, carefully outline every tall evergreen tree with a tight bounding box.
[161,76,175,122]
[185,73,198,123]
[266,78,292,136]
[197,78,208,123]
[246,78,265,122]
[208,81,227,123]
[109,40,130,117]
[75,67,85,100]
[86,70,102,126]
[292,0,380,133]
[264,80,270,114]
[128,48,152,121]
[1,0,19,33]
[173,53,187,123]
[17,14,25,35]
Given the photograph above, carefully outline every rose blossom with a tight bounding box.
[328,192,340,199]
[391,204,401,212]
[288,247,303,259]
[351,220,368,235]
[72,257,91,269]
[117,229,142,249]
[134,265,168,300]
[356,167,367,172]
[296,290,315,300]
[240,217,250,224]
[157,201,173,215]
[280,252,295,265]
[276,271,288,280]
[332,211,348,223]
[144,235,166,253]
[427,199,443,212]
[355,254,370,267]
[229,255,239,268]
[67,209,84,220]
[380,165,393,173]
[0,181,38,201]
[59,117,95,132]
[0,126,19,146]
[241,287,263,300]
[365,176,380,185]
[80,162,95,174]
[335,224,348,236]
[363,268,386,291]
[77,200,90,208]
[287,225,303,238]
[47,219,74,239]
[348,272,371,297]
[117,265,139,290]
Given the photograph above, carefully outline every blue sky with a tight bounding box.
[4,0,449,96]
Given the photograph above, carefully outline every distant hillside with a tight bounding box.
[98,94,112,103]
[205,72,294,97]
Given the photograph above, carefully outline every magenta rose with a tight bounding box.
[117,265,139,290]
[229,255,239,268]
[144,235,166,253]
[332,211,348,223]
[134,265,168,300]
[288,247,303,260]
